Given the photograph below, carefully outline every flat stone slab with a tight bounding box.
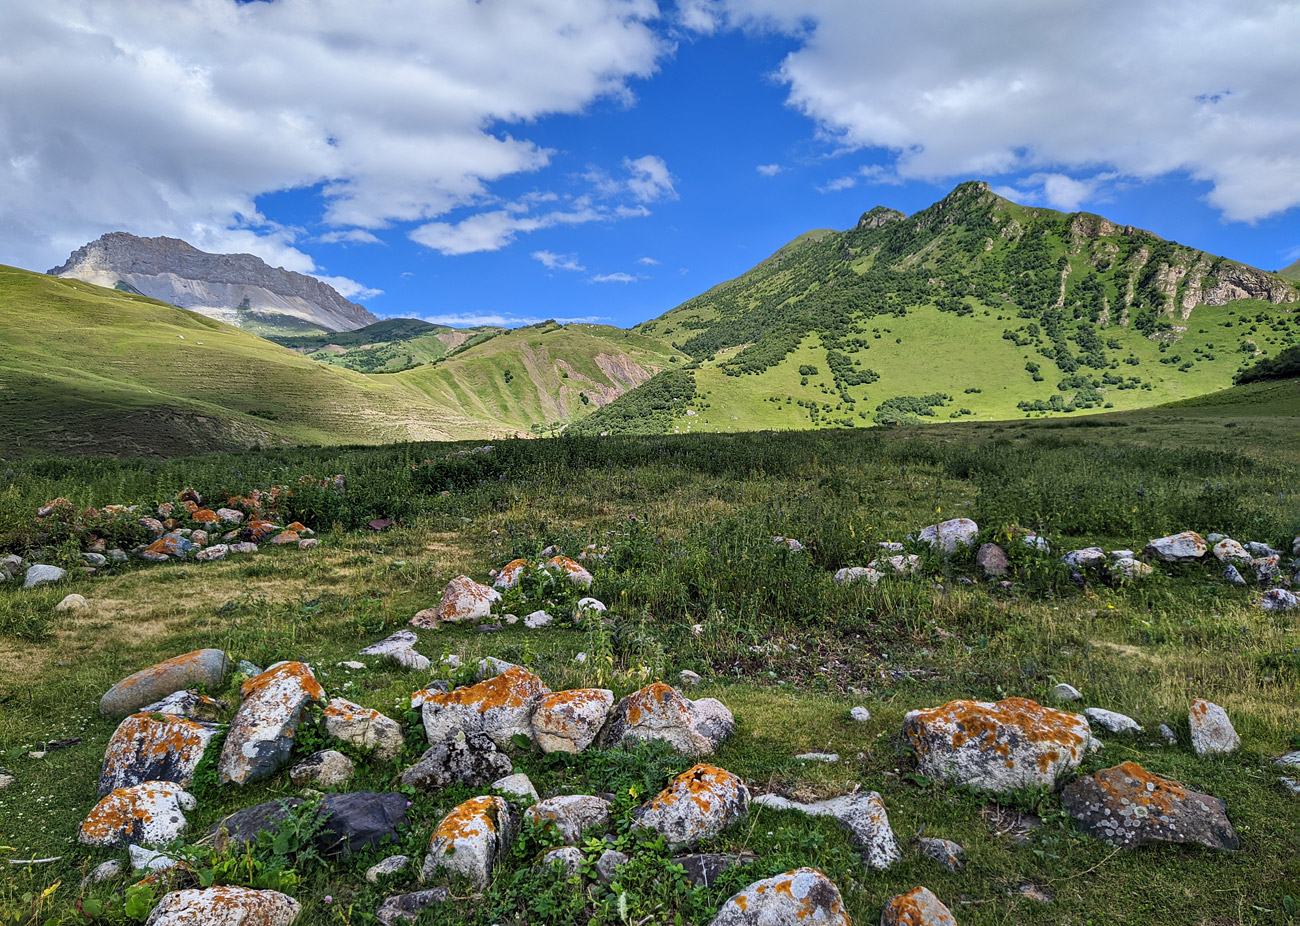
[99,649,229,718]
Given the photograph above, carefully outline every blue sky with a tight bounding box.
[3,0,1299,328]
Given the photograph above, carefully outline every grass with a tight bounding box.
[0,384,1298,923]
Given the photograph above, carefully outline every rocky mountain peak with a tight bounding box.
[49,232,378,334]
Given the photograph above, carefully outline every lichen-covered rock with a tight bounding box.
[376,889,448,925]
[833,566,881,586]
[1085,707,1143,734]
[1189,699,1240,756]
[360,630,430,671]
[100,649,230,718]
[144,532,193,560]
[1062,547,1106,569]
[420,795,517,887]
[635,764,749,850]
[1211,538,1251,564]
[196,545,229,562]
[531,688,614,753]
[880,887,957,926]
[420,666,548,748]
[917,518,979,554]
[323,698,405,761]
[1062,762,1238,850]
[99,711,221,795]
[917,837,964,872]
[904,697,1095,793]
[1144,531,1207,564]
[289,749,355,787]
[140,689,228,722]
[545,554,594,588]
[401,731,512,790]
[708,868,849,926]
[144,886,301,926]
[493,558,528,590]
[1261,589,1299,611]
[216,508,244,524]
[23,564,67,588]
[268,530,300,546]
[424,575,501,626]
[525,795,612,844]
[219,661,325,785]
[78,781,195,848]
[753,792,899,870]
[603,682,734,756]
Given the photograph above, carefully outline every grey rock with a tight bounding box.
[140,689,228,722]
[976,542,1009,576]
[366,855,410,883]
[218,662,324,786]
[1246,541,1280,558]
[99,711,221,795]
[54,593,88,612]
[917,836,964,871]
[421,795,517,888]
[1053,683,1082,701]
[83,860,124,887]
[100,649,229,718]
[236,660,262,676]
[81,552,108,567]
[636,765,750,850]
[79,782,196,848]
[213,791,408,858]
[531,688,614,753]
[525,795,611,844]
[22,564,67,588]
[679,669,702,688]
[289,750,356,788]
[143,886,301,926]
[1211,538,1251,564]
[917,518,979,554]
[673,852,758,887]
[602,683,734,756]
[1063,762,1238,850]
[1085,707,1143,734]
[1144,531,1208,563]
[1223,564,1247,585]
[795,752,839,763]
[833,566,880,586]
[881,887,957,926]
[1063,548,1106,569]
[493,773,539,803]
[1274,750,1300,770]
[753,791,899,870]
[710,868,850,926]
[849,706,872,722]
[538,846,584,877]
[1159,723,1179,745]
[0,553,23,578]
[595,848,629,883]
[1261,589,1299,611]
[376,890,448,925]
[360,630,430,671]
[1189,699,1240,756]
[322,697,405,761]
[524,609,553,629]
[400,731,512,791]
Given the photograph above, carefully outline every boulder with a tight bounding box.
[539,846,584,877]
[976,543,1009,576]
[230,542,259,554]
[420,795,517,888]
[574,597,607,619]
[55,593,88,612]
[903,697,1095,793]
[602,682,734,756]
[138,517,164,537]
[1261,589,1299,611]
[400,731,513,791]
[1144,531,1207,564]
[196,545,229,562]
[917,518,979,554]
[22,564,66,588]
[268,531,300,546]
[423,575,502,627]
[524,609,553,629]
[869,553,922,575]
[289,749,355,788]
[99,711,221,795]
[144,533,193,560]
[360,630,430,671]
[214,791,408,857]
[531,688,615,754]
[1062,547,1106,569]
[143,887,300,926]
[141,689,228,723]
[376,890,448,925]
[917,837,964,872]
[753,792,899,870]
[420,666,549,748]
[99,649,229,718]
[833,566,881,586]
[1062,762,1238,850]
[596,848,630,883]
[218,661,325,785]
[1253,554,1282,584]
[635,764,749,850]
[78,781,195,848]
[546,554,593,588]
[1189,699,1240,756]
[709,868,849,926]
[1109,556,1154,581]
[1211,538,1251,564]
[524,795,612,844]
[1053,684,1082,701]
[216,508,244,524]
[493,558,529,590]
[880,887,957,926]
[1085,707,1143,734]
[323,698,405,761]
[494,772,539,802]
[1223,564,1247,585]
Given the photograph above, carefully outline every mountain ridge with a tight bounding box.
[49,231,379,334]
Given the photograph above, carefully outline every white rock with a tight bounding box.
[635,764,749,850]
[1189,699,1240,755]
[289,749,355,787]
[83,860,123,887]
[55,593,88,612]
[753,792,899,870]
[917,518,979,555]
[366,855,410,883]
[1261,589,1300,611]
[531,688,614,754]
[795,753,840,763]
[493,772,539,803]
[1110,557,1154,580]
[475,656,519,679]
[420,795,517,888]
[709,868,850,926]
[1062,547,1106,569]
[218,662,324,785]
[1211,538,1251,564]
[523,610,553,629]
[425,575,501,626]
[524,794,611,844]
[79,782,196,848]
[679,669,702,688]
[322,698,406,761]
[22,564,66,588]
[849,706,872,723]
[196,545,229,562]
[1053,683,1082,701]
[603,682,734,756]
[143,887,301,926]
[1085,707,1143,734]
[130,845,178,873]
[574,597,607,618]
[833,566,880,586]
[1144,531,1207,564]
[360,630,430,671]
[421,667,549,749]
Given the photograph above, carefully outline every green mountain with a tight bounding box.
[0,268,679,456]
[589,182,1298,435]
[268,318,502,373]
[1280,256,1300,282]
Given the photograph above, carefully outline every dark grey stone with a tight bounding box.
[400,731,512,791]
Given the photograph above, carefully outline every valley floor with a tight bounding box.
[1,385,1299,925]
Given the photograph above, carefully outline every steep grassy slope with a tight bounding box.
[396,321,684,434]
[0,267,493,456]
[1280,256,1300,282]
[621,183,1298,435]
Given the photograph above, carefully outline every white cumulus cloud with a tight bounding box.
[685,0,1300,222]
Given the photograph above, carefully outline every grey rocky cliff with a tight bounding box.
[49,232,378,332]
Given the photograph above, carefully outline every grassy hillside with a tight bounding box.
[2,382,1300,925]
[396,320,685,434]
[1281,256,1300,282]
[621,183,1298,435]
[268,318,501,374]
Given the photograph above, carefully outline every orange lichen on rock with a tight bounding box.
[636,764,749,850]
[881,887,958,926]
[426,667,546,714]
[239,661,325,702]
[78,781,195,848]
[710,868,848,926]
[493,558,528,589]
[99,711,219,794]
